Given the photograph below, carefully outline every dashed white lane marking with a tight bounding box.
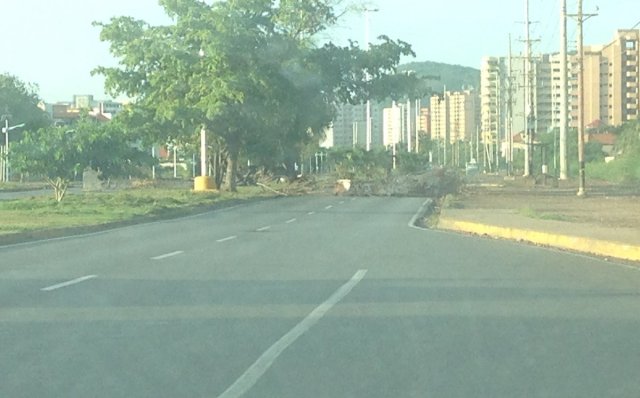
[256,226,271,232]
[41,275,98,292]
[217,269,368,398]
[217,236,238,243]
[285,218,297,224]
[339,201,345,204]
[325,205,333,210]
[307,211,315,215]
[151,251,184,260]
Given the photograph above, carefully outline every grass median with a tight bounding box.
[0,186,276,241]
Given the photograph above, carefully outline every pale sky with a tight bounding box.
[1,0,637,102]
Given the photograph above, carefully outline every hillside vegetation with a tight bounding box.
[399,60,480,93]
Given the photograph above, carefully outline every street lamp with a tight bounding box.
[1,119,25,183]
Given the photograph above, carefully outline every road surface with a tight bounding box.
[1,196,639,397]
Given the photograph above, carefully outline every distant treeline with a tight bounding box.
[399,61,480,95]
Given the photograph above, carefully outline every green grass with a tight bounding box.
[518,206,574,222]
[587,157,640,184]
[0,186,274,236]
[441,194,465,209]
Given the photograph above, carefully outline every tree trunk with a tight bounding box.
[47,177,69,202]
[224,148,238,192]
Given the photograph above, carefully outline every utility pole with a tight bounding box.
[569,0,597,196]
[364,7,379,152]
[442,87,448,167]
[507,35,515,176]
[523,0,537,177]
[559,0,569,180]
[406,98,411,152]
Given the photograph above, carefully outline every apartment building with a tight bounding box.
[567,29,640,127]
[382,104,402,147]
[331,102,385,149]
[485,29,640,143]
[431,90,478,144]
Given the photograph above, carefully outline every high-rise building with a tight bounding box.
[383,104,402,147]
[568,29,640,127]
[484,29,640,142]
[331,102,385,149]
[430,90,478,144]
[430,94,449,143]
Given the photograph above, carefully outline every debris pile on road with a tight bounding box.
[340,168,462,198]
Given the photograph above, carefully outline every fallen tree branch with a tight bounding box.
[257,182,288,196]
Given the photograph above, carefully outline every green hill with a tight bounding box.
[399,61,480,94]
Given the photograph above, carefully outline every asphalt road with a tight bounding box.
[1,196,639,397]
[0,186,82,201]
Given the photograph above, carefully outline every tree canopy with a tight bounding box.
[11,115,153,201]
[0,73,50,135]
[93,0,419,190]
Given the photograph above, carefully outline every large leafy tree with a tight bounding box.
[0,73,50,136]
[94,0,417,191]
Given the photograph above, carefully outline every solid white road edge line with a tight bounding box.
[41,275,98,292]
[217,269,368,398]
[151,251,184,260]
[217,236,238,243]
[408,199,433,230]
[1,205,242,250]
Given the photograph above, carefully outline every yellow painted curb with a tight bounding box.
[438,217,640,263]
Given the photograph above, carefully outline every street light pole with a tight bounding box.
[1,118,25,183]
[2,118,7,183]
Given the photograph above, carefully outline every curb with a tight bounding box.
[437,217,640,263]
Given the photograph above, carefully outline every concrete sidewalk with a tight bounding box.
[437,205,640,263]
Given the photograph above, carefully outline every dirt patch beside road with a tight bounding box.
[449,177,640,230]
[435,176,640,262]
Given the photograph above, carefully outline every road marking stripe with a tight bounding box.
[325,205,333,210]
[217,269,368,398]
[151,251,184,260]
[408,199,433,230]
[307,211,315,215]
[217,236,238,243]
[41,275,98,292]
[1,205,244,250]
[256,226,271,232]
[285,218,297,224]
[339,201,345,204]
